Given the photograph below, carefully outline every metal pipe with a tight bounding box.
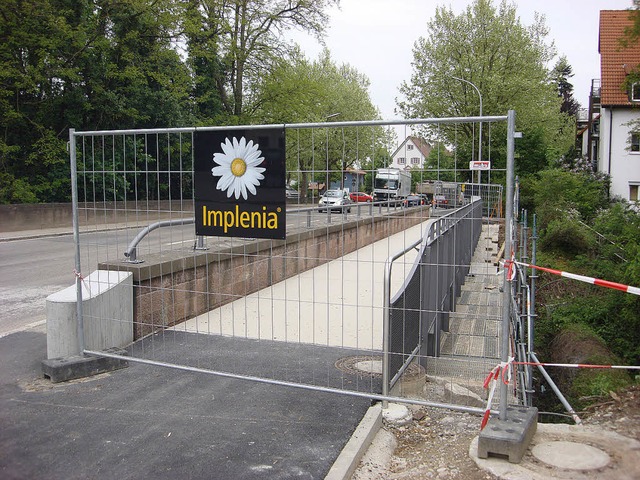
[389,344,421,388]
[124,218,195,262]
[84,349,492,416]
[72,115,508,137]
[500,110,516,420]
[529,215,538,398]
[530,352,582,425]
[383,236,423,406]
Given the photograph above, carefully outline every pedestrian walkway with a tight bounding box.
[172,220,435,351]
[425,222,507,398]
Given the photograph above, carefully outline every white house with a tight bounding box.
[596,10,640,203]
[390,136,432,170]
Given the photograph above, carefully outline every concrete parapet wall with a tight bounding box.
[99,209,429,339]
[0,201,191,232]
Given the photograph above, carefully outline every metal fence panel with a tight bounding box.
[69,115,512,410]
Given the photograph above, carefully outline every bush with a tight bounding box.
[548,323,632,408]
[540,215,596,255]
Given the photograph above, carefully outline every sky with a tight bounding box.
[289,0,635,120]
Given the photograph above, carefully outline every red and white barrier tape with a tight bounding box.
[481,358,640,430]
[480,356,514,430]
[503,260,640,296]
[515,360,640,371]
[73,269,92,296]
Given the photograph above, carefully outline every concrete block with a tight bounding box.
[42,348,128,383]
[46,270,133,358]
[477,406,538,463]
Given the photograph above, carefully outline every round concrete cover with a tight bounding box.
[532,441,610,470]
[354,360,383,374]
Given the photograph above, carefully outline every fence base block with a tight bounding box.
[477,406,538,463]
[41,349,128,383]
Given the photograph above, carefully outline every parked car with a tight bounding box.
[285,186,300,200]
[417,194,431,205]
[349,192,373,203]
[432,194,449,208]
[318,189,352,212]
[403,194,423,207]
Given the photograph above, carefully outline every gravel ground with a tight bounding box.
[351,385,640,480]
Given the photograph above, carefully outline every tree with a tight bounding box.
[397,0,574,177]
[0,0,193,203]
[253,49,390,200]
[552,55,580,117]
[191,0,339,120]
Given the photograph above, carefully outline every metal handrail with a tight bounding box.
[121,200,416,263]
[124,218,195,263]
[382,199,480,405]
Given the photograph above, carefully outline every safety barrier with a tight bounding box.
[67,113,516,416]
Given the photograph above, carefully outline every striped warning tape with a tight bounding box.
[480,357,513,430]
[515,361,640,370]
[480,358,640,430]
[507,260,640,296]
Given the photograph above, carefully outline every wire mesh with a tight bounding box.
[71,116,510,407]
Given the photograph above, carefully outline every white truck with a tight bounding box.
[373,168,411,203]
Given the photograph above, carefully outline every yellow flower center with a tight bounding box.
[230,158,247,177]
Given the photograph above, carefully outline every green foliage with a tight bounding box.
[0,0,344,204]
[540,216,597,255]
[531,169,609,230]
[533,190,640,366]
[254,49,388,201]
[397,0,574,173]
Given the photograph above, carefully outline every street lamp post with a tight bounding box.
[451,76,482,184]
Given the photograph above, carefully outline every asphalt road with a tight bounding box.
[0,204,404,337]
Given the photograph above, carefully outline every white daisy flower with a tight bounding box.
[211,137,266,200]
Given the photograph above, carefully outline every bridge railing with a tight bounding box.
[383,198,483,397]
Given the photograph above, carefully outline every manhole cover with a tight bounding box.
[531,441,610,470]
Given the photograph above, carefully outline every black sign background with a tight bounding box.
[194,128,286,239]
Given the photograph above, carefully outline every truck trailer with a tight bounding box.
[373,168,411,203]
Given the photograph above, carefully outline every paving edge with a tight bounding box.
[325,403,382,480]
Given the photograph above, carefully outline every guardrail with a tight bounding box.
[382,198,483,401]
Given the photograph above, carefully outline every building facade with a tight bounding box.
[595,10,640,202]
[390,136,432,170]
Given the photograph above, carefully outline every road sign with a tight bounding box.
[470,160,491,170]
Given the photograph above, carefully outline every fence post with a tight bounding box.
[500,110,516,420]
[69,128,85,354]
[528,214,538,402]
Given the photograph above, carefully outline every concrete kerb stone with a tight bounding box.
[325,403,382,480]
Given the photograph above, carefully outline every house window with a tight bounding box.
[398,157,405,164]
[631,82,640,102]
[407,144,414,150]
[631,133,640,153]
[630,184,639,202]
[411,157,420,165]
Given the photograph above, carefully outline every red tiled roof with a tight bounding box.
[599,10,640,106]
[408,136,432,158]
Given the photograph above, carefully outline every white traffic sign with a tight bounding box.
[469,161,491,170]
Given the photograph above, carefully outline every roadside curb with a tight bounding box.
[325,403,382,480]
[0,231,72,242]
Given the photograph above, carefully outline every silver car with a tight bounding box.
[318,189,352,213]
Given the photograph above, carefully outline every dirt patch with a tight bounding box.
[352,385,640,479]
